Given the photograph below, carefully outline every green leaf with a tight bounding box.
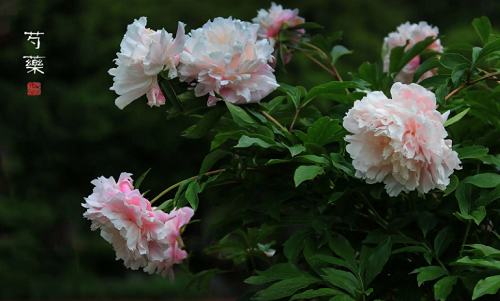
[251,277,320,301]
[225,100,257,127]
[364,238,392,286]
[328,191,345,204]
[331,45,353,64]
[199,149,230,175]
[472,16,492,46]
[410,266,448,287]
[322,268,360,297]
[440,53,472,69]
[434,226,454,257]
[392,246,429,254]
[304,82,358,103]
[183,107,226,139]
[328,237,358,272]
[434,276,457,301]
[444,108,470,127]
[311,255,353,271]
[266,155,331,167]
[278,84,302,109]
[476,184,500,207]
[294,165,324,187]
[284,229,312,262]
[307,117,342,146]
[444,175,459,196]
[265,96,286,114]
[390,36,437,76]
[287,22,324,30]
[413,57,443,82]
[456,145,489,159]
[134,168,151,189]
[453,256,500,270]
[471,206,486,225]
[245,263,310,285]
[329,296,355,301]
[185,180,200,210]
[284,144,306,157]
[466,244,500,257]
[464,173,500,188]
[473,275,500,300]
[290,288,344,300]
[235,135,283,150]
[418,212,439,237]
[473,39,500,67]
[158,78,184,114]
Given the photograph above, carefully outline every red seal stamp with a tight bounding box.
[27,82,41,96]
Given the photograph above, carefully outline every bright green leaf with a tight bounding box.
[410,266,448,287]
[472,16,492,46]
[434,276,457,301]
[444,108,470,127]
[331,45,353,64]
[294,165,324,187]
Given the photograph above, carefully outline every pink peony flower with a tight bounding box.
[178,17,278,106]
[383,22,443,84]
[343,83,461,197]
[144,207,194,281]
[83,173,171,270]
[109,17,186,109]
[252,2,305,48]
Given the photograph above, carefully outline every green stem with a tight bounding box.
[301,42,344,82]
[261,111,288,133]
[298,49,338,78]
[288,108,300,132]
[460,220,472,257]
[150,169,225,205]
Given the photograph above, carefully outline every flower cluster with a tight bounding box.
[343,83,461,197]
[383,22,443,84]
[82,173,193,280]
[109,11,313,108]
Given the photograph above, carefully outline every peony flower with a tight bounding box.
[382,22,442,84]
[109,17,186,109]
[178,17,279,106]
[144,207,194,281]
[83,173,171,270]
[343,83,461,197]
[252,2,305,52]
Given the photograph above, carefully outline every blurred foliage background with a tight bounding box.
[0,0,499,299]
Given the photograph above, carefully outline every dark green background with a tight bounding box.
[0,0,498,299]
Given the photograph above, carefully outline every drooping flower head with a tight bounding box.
[343,83,461,197]
[178,17,279,106]
[144,207,194,282]
[109,17,186,109]
[83,173,171,270]
[252,2,305,49]
[383,22,443,84]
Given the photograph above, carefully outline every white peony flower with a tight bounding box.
[178,17,279,106]
[343,83,461,197]
[109,17,186,109]
[383,22,443,84]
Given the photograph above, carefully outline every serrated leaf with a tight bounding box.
[444,108,470,127]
